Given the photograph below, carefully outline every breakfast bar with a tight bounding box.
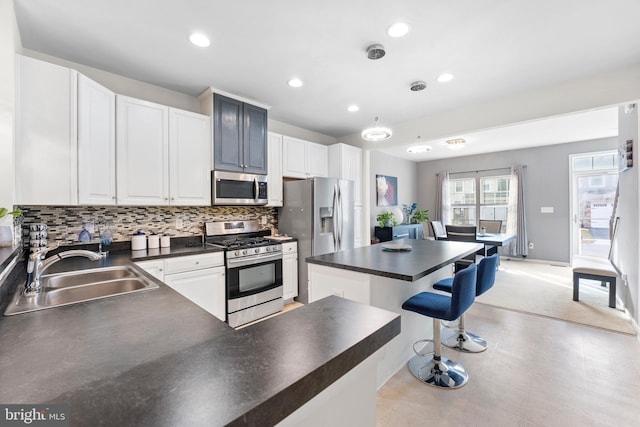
[306,238,483,386]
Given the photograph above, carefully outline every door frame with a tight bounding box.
[569,150,618,262]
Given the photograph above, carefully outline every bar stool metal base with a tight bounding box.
[408,354,469,389]
[441,328,487,353]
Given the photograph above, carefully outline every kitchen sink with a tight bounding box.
[4,265,159,316]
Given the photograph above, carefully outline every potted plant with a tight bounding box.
[410,208,430,224]
[0,207,22,247]
[376,211,397,228]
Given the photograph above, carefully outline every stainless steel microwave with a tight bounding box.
[211,170,268,205]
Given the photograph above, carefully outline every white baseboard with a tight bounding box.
[500,256,569,267]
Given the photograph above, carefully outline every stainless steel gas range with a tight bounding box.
[205,220,283,328]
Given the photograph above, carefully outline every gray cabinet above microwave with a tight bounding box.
[212,94,267,175]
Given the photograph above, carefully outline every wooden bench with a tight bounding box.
[572,255,617,308]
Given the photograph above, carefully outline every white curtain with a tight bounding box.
[506,165,528,256]
[439,172,451,225]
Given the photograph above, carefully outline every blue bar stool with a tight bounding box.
[402,264,477,389]
[433,253,499,353]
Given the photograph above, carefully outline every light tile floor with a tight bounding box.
[376,303,640,427]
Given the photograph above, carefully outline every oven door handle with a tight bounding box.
[227,252,282,268]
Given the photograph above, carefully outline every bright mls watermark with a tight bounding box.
[0,405,68,427]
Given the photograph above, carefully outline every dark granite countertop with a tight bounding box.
[0,245,21,274]
[306,238,484,281]
[0,246,400,426]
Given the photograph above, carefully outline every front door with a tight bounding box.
[570,151,618,259]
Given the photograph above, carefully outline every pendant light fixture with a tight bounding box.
[446,138,466,151]
[361,116,392,141]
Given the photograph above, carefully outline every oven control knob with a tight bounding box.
[243,249,248,255]
[265,246,270,252]
[235,251,240,256]
[255,248,260,254]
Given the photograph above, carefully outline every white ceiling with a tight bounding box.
[377,106,620,161]
[14,0,640,156]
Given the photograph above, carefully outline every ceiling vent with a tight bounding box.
[366,44,386,60]
[410,81,427,91]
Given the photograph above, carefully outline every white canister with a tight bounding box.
[148,234,160,249]
[131,233,147,251]
[160,235,171,248]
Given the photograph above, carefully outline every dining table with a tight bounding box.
[474,232,516,255]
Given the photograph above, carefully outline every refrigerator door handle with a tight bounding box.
[336,184,342,249]
[331,184,340,252]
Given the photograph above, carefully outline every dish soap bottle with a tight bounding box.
[78,222,92,242]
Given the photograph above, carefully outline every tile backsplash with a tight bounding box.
[18,205,278,245]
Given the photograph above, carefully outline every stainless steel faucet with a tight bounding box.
[25,244,103,296]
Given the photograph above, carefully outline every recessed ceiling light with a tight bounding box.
[288,78,303,88]
[437,73,454,83]
[347,105,359,112]
[189,33,210,47]
[387,22,410,38]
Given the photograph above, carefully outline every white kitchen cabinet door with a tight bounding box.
[78,74,116,205]
[135,260,165,281]
[15,55,78,205]
[328,143,362,206]
[282,136,328,178]
[354,206,363,248]
[282,136,308,178]
[267,132,283,206]
[282,242,298,300]
[169,108,211,205]
[307,142,328,177]
[164,266,226,321]
[116,96,169,205]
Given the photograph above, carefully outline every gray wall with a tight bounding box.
[369,150,418,234]
[416,137,617,263]
[614,104,639,325]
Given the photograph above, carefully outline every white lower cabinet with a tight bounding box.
[136,253,226,321]
[163,266,226,321]
[282,242,298,301]
[135,260,165,281]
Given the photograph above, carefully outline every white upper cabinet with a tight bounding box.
[117,96,211,206]
[328,143,362,206]
[16,55,79,205]
[267,132,283,206]
[169,109,211,205]
[116,95,170,205]
[78,75,116,205]
[282,136,328,178]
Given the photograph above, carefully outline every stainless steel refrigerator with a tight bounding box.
[278,177,354,303]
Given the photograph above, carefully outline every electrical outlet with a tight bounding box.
[261,215,268,225]
[528,242,534,250]
[175,218,184,229]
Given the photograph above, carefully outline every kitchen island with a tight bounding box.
[306,238,483,387]
[0,250,399,426]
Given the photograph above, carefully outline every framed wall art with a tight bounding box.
[376,174,398,206]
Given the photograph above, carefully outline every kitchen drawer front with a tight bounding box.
[281,241,297,255]
[164,252,224,274]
